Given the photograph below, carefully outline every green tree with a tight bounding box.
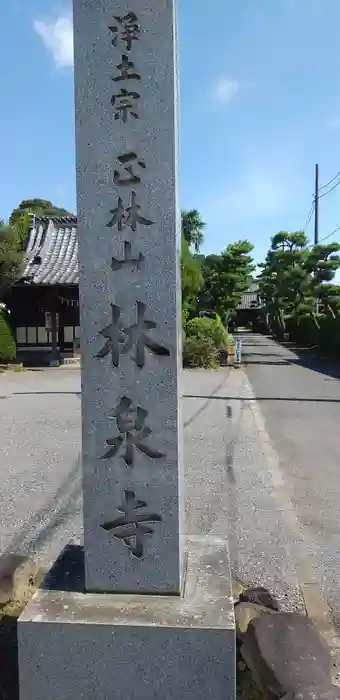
[181,209,206,252]
[305,242,340,320]
[0,223,23,300]
[258,231,310,334]
[9,199,74,252]
[0,309,16,362]
[197,241,254,323]
[10,198,73,225]
[181,236,203,320]
[258,232,340,334]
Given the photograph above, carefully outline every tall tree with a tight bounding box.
[258,232,340,333]
[258,231,310,333]
[9,199,73,225]
[305,242,340,320]
[9,199,74,252]
[181,210,206,252]
[0,223,23,300]
[181,236,203,319]
[197,241,254,323]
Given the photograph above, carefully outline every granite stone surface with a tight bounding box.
[18,537,236,700]
[73,0,182,592]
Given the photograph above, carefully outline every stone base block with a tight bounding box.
[18,537,235,700]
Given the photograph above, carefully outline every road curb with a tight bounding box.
[239,369,340,671]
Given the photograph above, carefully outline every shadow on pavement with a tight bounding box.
[12,392,81,397]
[243,360,294,366]
[183,374,231,428]
[184,394,340,403]
[243,339,340,382]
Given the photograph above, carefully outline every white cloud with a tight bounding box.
[212,78,239,105]
[34,15,74,68]
[215,165,299,224]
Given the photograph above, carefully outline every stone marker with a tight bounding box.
[18,2,236,698]
[74,0,183,594]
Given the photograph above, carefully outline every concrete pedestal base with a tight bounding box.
[18,537,235,700]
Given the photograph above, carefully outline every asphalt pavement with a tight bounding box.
[243,332,340,628]
[0,369,82,564]
[0,365,307,613]
[1,359,338,627]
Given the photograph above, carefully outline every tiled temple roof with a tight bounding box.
[21,217,79,285]
[238,281,263,310]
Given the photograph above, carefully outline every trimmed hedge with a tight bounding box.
[0,311,16,362]
[285,315,340,356]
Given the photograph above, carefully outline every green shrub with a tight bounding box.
[183,335,220,368]
[0,311,16,362]
[183,315,228,368]
[185,315,227,349]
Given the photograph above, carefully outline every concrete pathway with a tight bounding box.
[243,333,340,631]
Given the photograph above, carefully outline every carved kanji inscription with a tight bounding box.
[101,397,165,466]
[122,301,170,368]
[101,489,162,559]
[109,12,141,52]
[111,241,144,271]
[111,88,140,122]
[95,302,170,368]
[113,153,146,187]
[113,54,140,82]
[107,191,154,231]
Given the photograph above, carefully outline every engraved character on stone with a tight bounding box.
[101,489,162,559]
[113,54,140,82]
[113,153,146,187]
[122,301,170,368]
[101,397,165,466]
[111,241,144,272]
[94,304,124,367]
[111,88,140,122]
[107,191,154,232]
[109,12,140,52]
[95,302,170,368]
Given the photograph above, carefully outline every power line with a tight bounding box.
[319,224,340,244]
[302,203,315,232]
[307,224,340,248]
[318,177,340,200]
[302,166,340,242]
[318,170,340,192]
[314,164,319,244]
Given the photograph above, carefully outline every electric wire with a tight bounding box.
[317,170,340,193]
[318,178,340,199]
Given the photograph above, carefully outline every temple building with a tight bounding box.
[8,216,80,365]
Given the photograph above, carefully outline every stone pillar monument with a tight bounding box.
[18,2,235,698]
[74,0,183,595]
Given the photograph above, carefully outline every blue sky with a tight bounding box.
[1,0,340,266]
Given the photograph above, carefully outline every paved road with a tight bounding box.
[243,333,340,627]
[0,369,82,564]
[0,364,308,615]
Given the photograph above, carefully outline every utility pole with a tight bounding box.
[314,163,319,245]
[314,164,320,314]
